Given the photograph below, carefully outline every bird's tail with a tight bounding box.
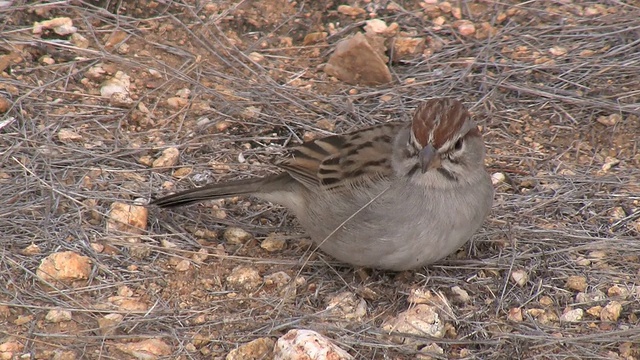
[149,174,289,208]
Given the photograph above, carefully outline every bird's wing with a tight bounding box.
[276,122,406,191]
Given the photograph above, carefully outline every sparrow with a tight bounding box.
[150,98,493,270]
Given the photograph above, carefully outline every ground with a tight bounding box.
[1,1,639,359]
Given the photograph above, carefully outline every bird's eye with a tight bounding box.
[454,138,464,151]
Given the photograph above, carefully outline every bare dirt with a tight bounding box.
[1,1,639,359]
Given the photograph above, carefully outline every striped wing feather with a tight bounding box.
[276,122,406,191]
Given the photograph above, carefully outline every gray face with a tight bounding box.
[436,128,486,183]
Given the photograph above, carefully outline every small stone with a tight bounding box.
[596,113,621,126]
[576,289,606,303]
[601,157,620,172]
[451,6,462,19]
[246,52,265,64]
[616,205,631,219]
[386,2,403,11]
[600,301,622,322]
[209,160,231,174]
[439,1,452,12]
[382,305,444,345]
[215,120,232,132]
[454,20,476,36]
[584,6,602,16]
[175,88,191,98]
[525,308,545,320]
[40,55,55,65]
[33,17,77,36]
[491,172,506,185]
[196,117,211,128]
[152,147,180,168]
[21,243,42,256]
[175,259,190,272]
[566,276,588,292]
[580,49,596,57]
[240,106,261,120]
[326,292,367,321]
[392,36,426,62]
[549,46,568,56]
[226,266,261,291]
[315,119,336,131]
[45,309,72,323]
[106,202,148,234]
[380,94,393,102]
[0,96,11,113]
[212,209,227,219]
[279,36,293,47]
[0,341,24,358]
[226,337,275,360]
[303,131,317,142]
[261,233,286,252]
[450,286,470,303]
[118,286,134,297]
[274,329,353,360]
[14,314,34,326]
[172,167,192,178]
[417,343,444,360]
[224,227,252,244]
[166,96,188,109]
[115,339,172,359]
[89,242,106,253]
[559,308,583,322]
[588,250,607,260]
[432,16,446,26]
[116,43,130,54]
[511,269,528,287]
[84,65,106,80]
[109,92,134,108]
[138,155,153,167]
[364,19,388,35]
[302,32,327,45]
[108,296,149,312]
[575,257,591,266]
[507,307,523,322]
[100,72,130,98]
[539,296,554,307]
[475,22,497,40]
[586,306,602,317]
[324,32,392,86]
[37,251,91,284]
[407,288,434,304]
[148,68,162,78]
[620,342,635,358]
[337,5,366,16]
[264,271,292,288]
[104,30,127,49]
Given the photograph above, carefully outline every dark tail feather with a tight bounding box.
[150,175,284,208]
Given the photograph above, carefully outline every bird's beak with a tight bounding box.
[419,144,441,173]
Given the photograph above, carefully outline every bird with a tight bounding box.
[150,98,494,271]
